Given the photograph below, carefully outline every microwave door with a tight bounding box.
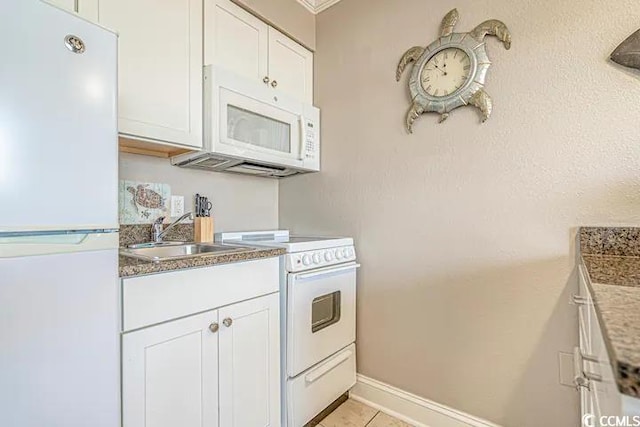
[219,89,303,165]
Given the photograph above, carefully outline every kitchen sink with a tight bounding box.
[120,242,252,262]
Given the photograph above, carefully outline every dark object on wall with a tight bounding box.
[611,29,640,70]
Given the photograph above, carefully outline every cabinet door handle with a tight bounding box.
[584,371,603,382]
[581,352,601,363]
[223,318,233,327]
[271,80,278,88]
[263,76,270,84]
[572,294,589,305]
[575,376,591,391]
[573,347,603,390]
[209,323,219,333]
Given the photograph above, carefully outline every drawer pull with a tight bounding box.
[575,376,591,391]
[581,352,601,363]
[572,294,589,305]
[305,350,352,384]
[209,322,219,333]
[584,371,602,382]
[573,347,603,390]
[223,318,233,327]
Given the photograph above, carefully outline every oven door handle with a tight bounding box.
[295,263,360,281]
[305,349,353,384]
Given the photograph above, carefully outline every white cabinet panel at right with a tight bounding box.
[268,27,313,104]
[218,293,281,427]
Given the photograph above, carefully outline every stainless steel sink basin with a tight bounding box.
[120,242,252,262]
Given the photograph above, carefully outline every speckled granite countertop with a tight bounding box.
[580,227,640,397]
[119,247,285,278]
[118,224,285,277]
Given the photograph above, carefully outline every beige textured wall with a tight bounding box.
[120,153,278,231]
[233,0,316,50]
[279,0,640,426]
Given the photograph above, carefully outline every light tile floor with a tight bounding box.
[318,399,413,427]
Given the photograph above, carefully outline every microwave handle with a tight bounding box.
[298,115,305,160]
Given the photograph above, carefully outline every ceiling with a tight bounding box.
[295,0,343,14]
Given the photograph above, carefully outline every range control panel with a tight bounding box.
[286,245,356,272]
[303,119,316,160]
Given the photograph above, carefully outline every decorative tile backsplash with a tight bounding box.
[119,181,170,224]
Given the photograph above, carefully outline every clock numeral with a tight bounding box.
[426,85,432,92]
[463,64,470,71]
[434,89,440,96]
[423,76,431,82]
[453,50,458,59]
[459,56,466,63]
[443,52,448,60]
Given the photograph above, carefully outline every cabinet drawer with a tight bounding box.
[287,344,356,427]
[122,257,279,331]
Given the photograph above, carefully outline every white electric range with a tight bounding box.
[216,230,359,426]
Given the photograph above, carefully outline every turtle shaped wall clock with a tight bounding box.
[396,9,512,133]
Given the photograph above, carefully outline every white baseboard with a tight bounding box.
[350,374,502,427]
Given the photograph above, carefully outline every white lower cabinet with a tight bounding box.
[577,264,640,425]
[122,310,220,427]
[123,293,280,427]
[219,293,281,427]
[122,258,281,427]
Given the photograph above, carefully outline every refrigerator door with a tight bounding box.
[0,247,120,427]
[0,1,118,232]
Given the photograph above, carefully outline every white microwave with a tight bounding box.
[172,66,320,178]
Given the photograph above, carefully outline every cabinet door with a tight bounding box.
[219,293,281,427]
[76,0,98,21]
[98,0,203,148]
[268,27,313,104]
[206,0,268,84]
[44,0,76,12]
[123,310,219,427]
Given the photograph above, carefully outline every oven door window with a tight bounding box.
[312,291,341,333]
[227,105,291,153]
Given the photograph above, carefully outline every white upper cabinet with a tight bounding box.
[44,0,76,12]
[218,293,280,427]
[206,0,268,84]
[207,0,314,104]
[267,27,313,104]
[98,0,203,148]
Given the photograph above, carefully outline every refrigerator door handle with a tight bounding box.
[0,231,119,258]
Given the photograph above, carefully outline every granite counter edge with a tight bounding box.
[119,247,286,278]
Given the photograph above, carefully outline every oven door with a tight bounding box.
[287,263,359,377]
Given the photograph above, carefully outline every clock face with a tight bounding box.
[420,48,471,97]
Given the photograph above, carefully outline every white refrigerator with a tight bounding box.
[0,1,120,426]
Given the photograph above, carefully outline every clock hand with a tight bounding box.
[433,64,447,76]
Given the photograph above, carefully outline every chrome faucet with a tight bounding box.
[151,212,193,243]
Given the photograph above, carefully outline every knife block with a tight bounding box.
[194,217,214,243]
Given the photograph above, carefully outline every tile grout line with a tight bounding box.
[364,410,381,427]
